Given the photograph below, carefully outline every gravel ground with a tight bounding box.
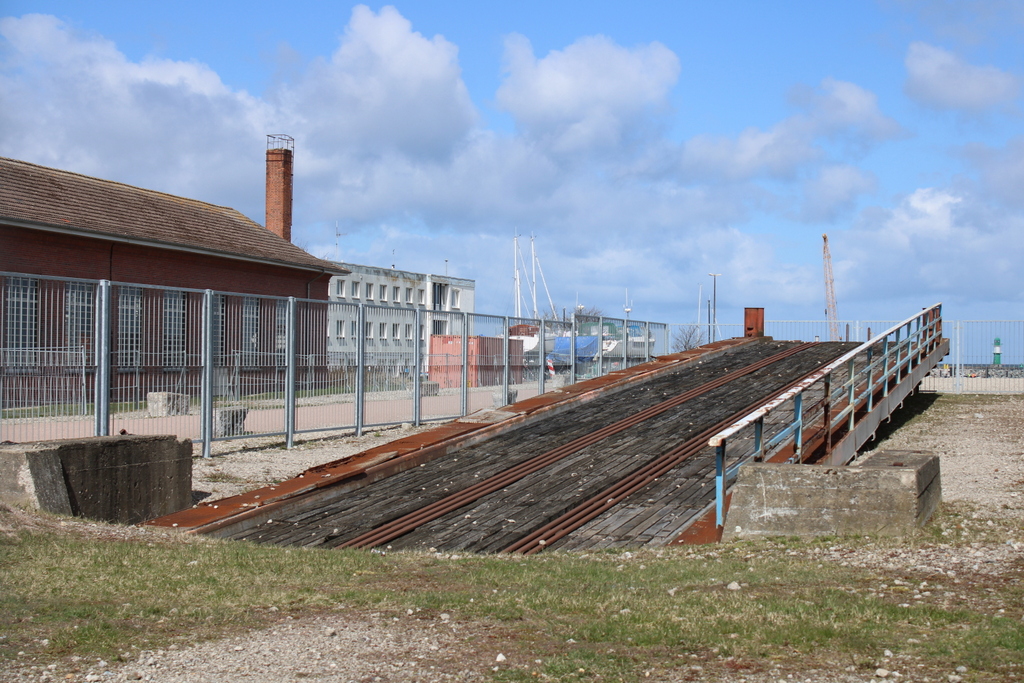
[5,392,1024,682]
[190,423,438,502]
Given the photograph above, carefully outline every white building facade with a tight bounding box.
[325,262,475,366]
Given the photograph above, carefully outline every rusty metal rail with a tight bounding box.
[501,349,833,554]
[339,343,815,550]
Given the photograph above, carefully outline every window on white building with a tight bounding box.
[364,321,373,339]
[392,323,400,339]
[379,284,387,301]
[393,286,400,302]
[350,320,358,338]
[351,281,360,298]
[365,283,373,300]
[404,323,412,340]
[336,320,346,338]
[417,288,425,305]
[450,288,461,309]
[379,322,386,339]
[405,287,413,304]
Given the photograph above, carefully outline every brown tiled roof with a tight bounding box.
[0,157,345,274]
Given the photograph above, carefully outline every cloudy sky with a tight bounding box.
[2,1,1022,325]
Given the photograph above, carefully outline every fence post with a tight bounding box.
[284,297,296,449]
[200,290,214,458]
[460,312,468,416]
[538,318,546,395]
[502,317,510,405]
[355,303,365,436]
[644,322,651,363]
[93,280,111,437]
[413,307,422,426]
[622,320,628,369]
[597,316,604,377]
[570,313,577,385]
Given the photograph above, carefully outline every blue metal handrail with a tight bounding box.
[707,304,943,527]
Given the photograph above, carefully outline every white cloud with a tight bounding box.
[961,137,1024,208]
[496,33,679,155]
[799,164,877,222]
[841,187,1024,308]
[904,42,1019,111]
[275,5,476,162]
[1,8,930,322]
[678,78,902,181]
[0,13,270,211]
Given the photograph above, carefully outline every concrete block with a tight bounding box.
[213,406,248,437]
[0,435,192,524]
[147,391,190,417]
[0,448,72,515]
[493,389,518,407]
[724,450,940,539]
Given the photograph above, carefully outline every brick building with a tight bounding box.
[0,143,346,408]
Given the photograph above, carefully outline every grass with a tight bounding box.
[2,504,1022,680]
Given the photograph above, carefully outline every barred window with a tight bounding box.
[242,297,259,366]
[117,286,142,368]
[64,282,94,352]
[274,299,288,365]
[4,277,38,367]
[163,290,186,368]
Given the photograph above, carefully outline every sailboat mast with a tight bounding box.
[513,234,521,318]
[531,235,538,319]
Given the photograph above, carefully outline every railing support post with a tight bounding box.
[597,316,604,377]
[715,440,727,527]
[753,418,764,461]
[822,372,832,458]
[284,297,297,449]
[94,280,111,437]
[847,357,856,433]
[793,392,804,463]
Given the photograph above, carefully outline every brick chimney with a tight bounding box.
[265,134,294,242]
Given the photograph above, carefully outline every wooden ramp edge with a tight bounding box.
[146,336,768,536]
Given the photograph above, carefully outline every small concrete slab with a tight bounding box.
[213,406,248,437]
[147,391,190,417]
[724,450,941,539]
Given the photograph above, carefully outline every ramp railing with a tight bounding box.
[706,304,947,527]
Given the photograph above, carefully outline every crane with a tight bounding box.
[822,233,841,342]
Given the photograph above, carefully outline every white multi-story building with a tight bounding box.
[325,262,475,365]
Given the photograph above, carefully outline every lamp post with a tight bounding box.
[708,273,721,342]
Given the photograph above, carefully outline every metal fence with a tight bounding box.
[670,318,1024,394]
[0,272,670,453]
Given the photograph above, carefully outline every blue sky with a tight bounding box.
[2,1,1023,325]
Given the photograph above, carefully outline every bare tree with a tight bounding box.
[671,324,704,352]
